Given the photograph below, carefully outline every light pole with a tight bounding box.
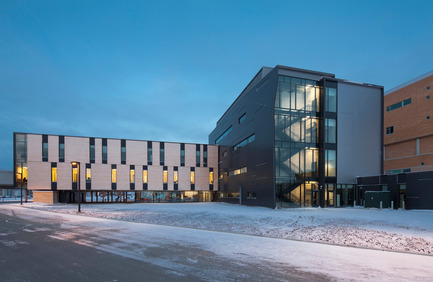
[20,162,23,205]
[71,161,81,213]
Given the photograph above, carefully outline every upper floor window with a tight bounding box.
[160,142,165,166]
[89,138,95,164]
[386,126,394,135]
[121,140,126,164]
[386,98,411,112]
[59,136,65,162]
[147,141,152,165]
[102,138,107,164]
[239,113,246,124]
[180,143,185,166]
[233,134,255,151]
[215,126,232,144]
[325,87,337,113]
[42,135,48,162]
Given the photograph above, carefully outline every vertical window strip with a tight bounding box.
[121,140,126,164]
[147,141,152,165]
[102,138,107,164]
[160,142,165,166]
[42,135,48,162]
[196,144,200,167]
[59,136,65,162]
[142,166,148,183]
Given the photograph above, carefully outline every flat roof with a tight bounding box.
[385,70,433,95]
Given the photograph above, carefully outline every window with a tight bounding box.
[239,113,246,124]
[142,166,148,183]
[325,119,336,143]
[90,138,95,164]
[160,142,165,166]
[386,98,411,112]
[174,169,179,184]
[147,141,152,165]
[233,134,255,151]
[72,165,79,183]
[325,87,337,113]
[247,192,256,199]
[59,136,65,162]
[203,145,208,167]
[229,167,247,176]
[130,165,135,183]
[427,96,430,100]
[111,165,117,183]
[209,170,214,184]
[222,151,228,158]
[325,150,336,177]
[163,166,168,184]
[180,143,185,166]
[190,168,195,184]
[121,140,126,165]
[427,86,430,90]
[386,126,394,135]
[51,165,57,182]
[196,144,200,167]
[102,138,107,164]
[215,126,232,144]
[42,135,48,162]
[427,116,431,120]
[86,167,91,183]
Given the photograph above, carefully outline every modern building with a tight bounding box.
[14,133,218,204]
[209,65,383,208]
[384,70,433,174]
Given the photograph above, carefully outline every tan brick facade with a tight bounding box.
[384,72,433,173]
[21,134,218,202]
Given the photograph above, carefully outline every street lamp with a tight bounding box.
[71,161,81,213]
[20,162,23,205]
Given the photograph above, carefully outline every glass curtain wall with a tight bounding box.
[275,76,320,207]
[15,133,28,189]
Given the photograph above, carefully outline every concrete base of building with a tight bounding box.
[33,191,58,204]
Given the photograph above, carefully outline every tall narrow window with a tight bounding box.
[325,87,337,113]
[173,166,178,191]
[203,145,208,167]
[239,113,246,124]
[196,144,200,167]
[142,165,148,190]
[325,150,336,177]
[130,165,135,190]
[121,139,126,165]
[86,163,91,190]
[325,119,336,143]
[111,164,117,190]
[42,135,48,162]
[51,163,57,191]
[89,138,95,164]
[163,166,168,190]
[160,142,165,166]
[180,143,185,167]
[147,141,152,165]
[209,168,214,191]
[102,138,107,164]
[190,167,195,191]
[59,136,65,162]
[72,162,79,191]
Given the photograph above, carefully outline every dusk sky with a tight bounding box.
[1,0,432,170]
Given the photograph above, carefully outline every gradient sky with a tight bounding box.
[1,0,432,170]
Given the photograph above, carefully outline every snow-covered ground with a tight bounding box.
[23,202,433,255]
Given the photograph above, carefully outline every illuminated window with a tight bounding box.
[229,167,247,176]
[143,167,148,183]
[163,168,168,184]
[111,167,117,183]
[86,168,91,182]
[209,171,214,184]
[51,167,57,182]
[72,166,78,183]
[174,170,179,184]
[325,150,336,177]
[190,171,195,184]
[130,167,135,183]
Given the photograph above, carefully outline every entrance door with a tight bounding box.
[312,184,319,207]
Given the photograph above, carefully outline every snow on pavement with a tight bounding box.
[20,202,433,255]
[2,203,433,281]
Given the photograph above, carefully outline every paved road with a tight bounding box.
[1,204,433,281]
[0,205,330,281]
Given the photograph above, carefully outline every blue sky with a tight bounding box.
[1,0,432,170]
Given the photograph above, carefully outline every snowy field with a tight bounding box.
[23,202,433,255]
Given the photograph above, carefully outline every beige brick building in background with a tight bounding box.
[14,133,218,204]
[384,70,433,174]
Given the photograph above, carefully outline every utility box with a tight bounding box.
[364,191,390,208]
